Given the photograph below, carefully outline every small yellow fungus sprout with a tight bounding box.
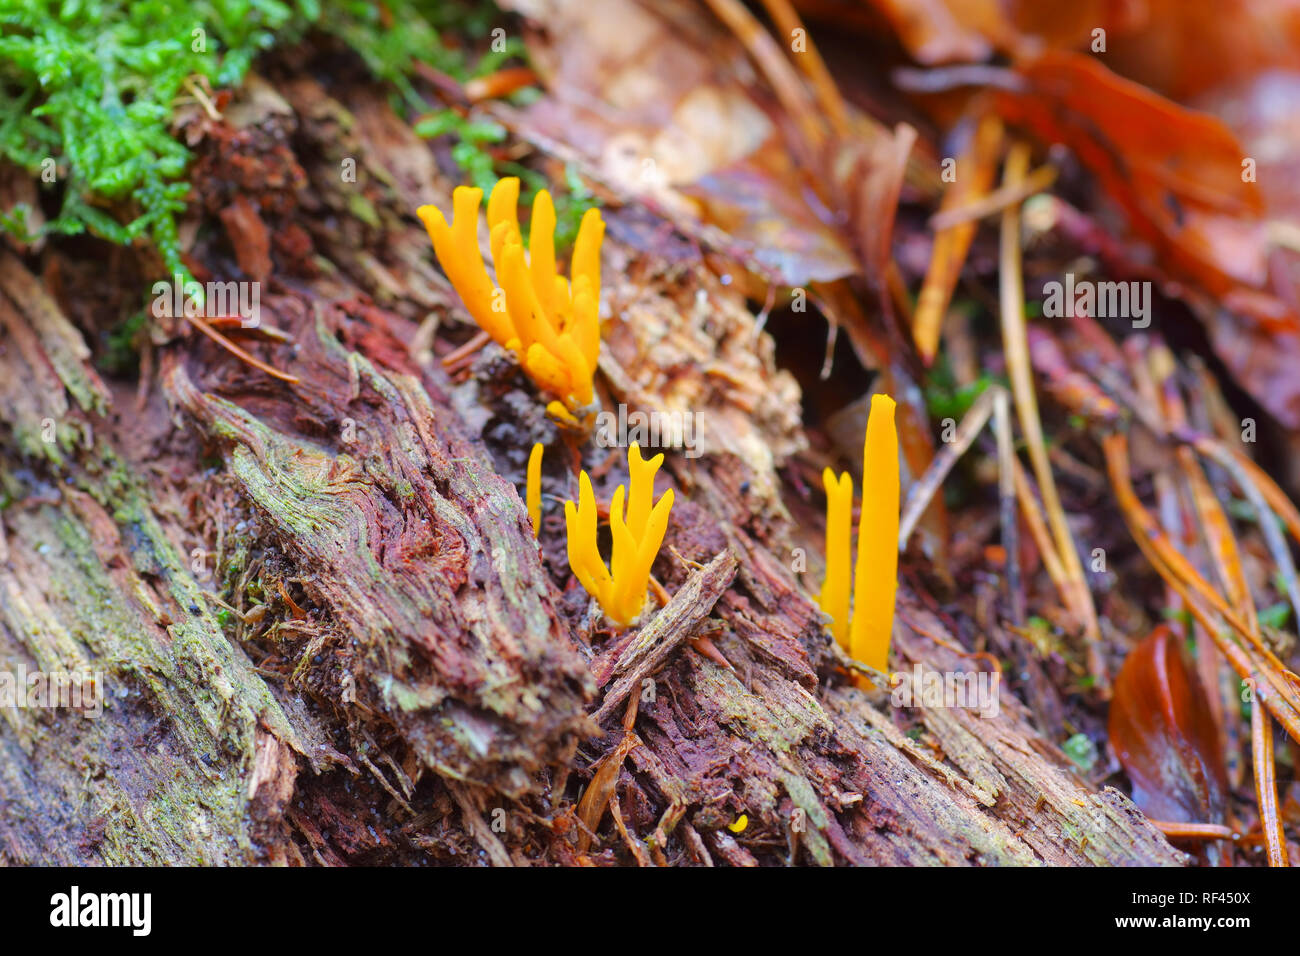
[564,443,674,626]
[526,441,543,537]
[820,394,899,673]
[727,813,749,834]
[417,178,605,424]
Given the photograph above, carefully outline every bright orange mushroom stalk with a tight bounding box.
[564,443,674,626]
[820,394,900,672]
[526,441,543,537]
[417,179,605,424]
[820,468,853,648]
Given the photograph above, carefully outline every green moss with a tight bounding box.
[0,0,521,293]
[97,310,149,376]
[1258,600,1291,631]
[325,0,496,108]
[1061,732,1098,774]
[924,358,1003,422]
[0,0,298,280]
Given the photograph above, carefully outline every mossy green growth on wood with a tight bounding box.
[0,0,518,289]
[0,0,299,279]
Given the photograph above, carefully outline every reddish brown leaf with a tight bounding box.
[1109,625,1228,825]
[998,50,1267,293]
[500,0,857,286]
[219,194,273,283]
[857,0,1006,65]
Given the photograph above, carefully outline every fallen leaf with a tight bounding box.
[1109,624,1228,825]
[999,50,1267,293]
[500,0,858,285]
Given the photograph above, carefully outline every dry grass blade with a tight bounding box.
[1166,430,1237,777]
[1145,542,1300,744]
[1100,350,1300,650]
[1012,458,1071,615]
[1154,352,1286,858]
[1179,450,1256,628]
[997,149,1106,692]
[1215,443,1300,544]
[441,329,491,370]
[702,0,826,156]
[183,311,300,384]
[913,113,1002,362]
[1251,702,1289,866]
[1115,453,1294,690]
[928,163,1056,231]
[1149,821,1237,841]
[1103,432,1300,746]
[898,384,999,547]
[994,386,1025,623]
[1191,437,1300,629]
[757,0,848,139]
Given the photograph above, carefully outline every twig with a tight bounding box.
[591,549,738,725]
[998,140,1107,694]
[994,386,1024,623]
[929,163,1057,231]
[898,384,999,547]
[182,311,299,384]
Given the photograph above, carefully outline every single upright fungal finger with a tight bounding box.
[820,467,853,651]
[526,442,543,537]
[850,394,900,673]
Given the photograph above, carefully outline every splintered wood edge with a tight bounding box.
[592,549,739,725]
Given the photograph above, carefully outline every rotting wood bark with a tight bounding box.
[591,549,738,725]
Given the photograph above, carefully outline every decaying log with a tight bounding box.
[162,318,595,795]
[0,67,1185,866]
[591,549,738,725]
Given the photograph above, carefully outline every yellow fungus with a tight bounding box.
[418,179,605,423]
[526,442,543,537]
[564,443,674,626]
[727,813,749,834]
[819,468,853,651]
[546,399,578,426]
[821,394,900,672]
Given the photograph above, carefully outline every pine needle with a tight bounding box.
[998,141,1107,693]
